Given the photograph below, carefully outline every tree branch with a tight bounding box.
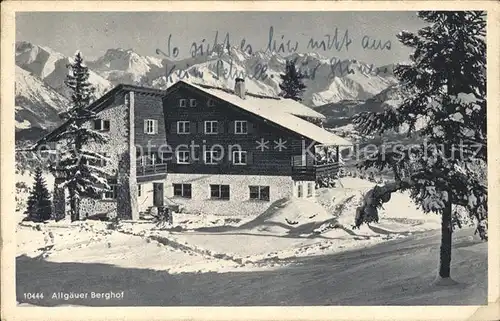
[354,178,413,228]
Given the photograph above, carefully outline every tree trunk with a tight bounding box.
[439,191,453,278]
[68,188,80,222]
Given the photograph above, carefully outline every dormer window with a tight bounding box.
[179,99,187,107]
[207,99,215,107]
[94,119,110,132]
[189,99,198,107]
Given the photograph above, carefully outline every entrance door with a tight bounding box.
[153,183,164,207]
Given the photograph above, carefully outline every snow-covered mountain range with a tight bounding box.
[14,40,400,138]
[15,66,68,131]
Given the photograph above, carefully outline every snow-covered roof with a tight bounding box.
[190,82,326,120]
[185,81,352,146]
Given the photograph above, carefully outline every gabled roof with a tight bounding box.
[187,83,326,120]
[179,81,352,146]
[32,84,166,148]
[34,81,352,149]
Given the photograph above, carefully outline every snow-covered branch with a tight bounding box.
[354,179,412,228]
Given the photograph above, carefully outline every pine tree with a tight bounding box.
[279,59,307,101]
[352,11,487,282]
[24,167,52,222]
[49,52,111,222]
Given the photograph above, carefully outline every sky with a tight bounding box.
[16,11,427,65]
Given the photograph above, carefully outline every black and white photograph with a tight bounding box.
[3,2,497,313]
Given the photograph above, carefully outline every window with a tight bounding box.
[176,150,190,164]
[179,99,187,107]
[144,119,158,134]
[94,119,110,132]
[177,121,190,134]
[102,181,117,200]
[189,99,198,107]
[173,183,192,198]
[297,184,303,198]
[204,121,218,134]
[232,150,247,165]
[207,99,215,107]
[234,120,248,134]
[138,184,142,197]
[307,182,314,197]
[249,186,270,201]
[204,149,222,164]
[210,184,230,200]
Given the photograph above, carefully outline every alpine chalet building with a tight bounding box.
[37,79,352,219]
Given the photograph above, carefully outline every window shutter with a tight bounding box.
[198,121,204,134]
[172,150,178,164]
[190,121,197,134]
[218,121,224,134]
[229,121,235,134]
[247,151,254,165]
[154,120,159,134]
[171,122,177,134]
[143,120,148,133]
[248,122,254,133]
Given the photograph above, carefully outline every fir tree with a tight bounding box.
[279,59,307,101]
[352,11,487,281]
[24,167,52,222]
[49,52,111,222]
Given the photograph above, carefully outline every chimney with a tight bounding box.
[234,77,246,99]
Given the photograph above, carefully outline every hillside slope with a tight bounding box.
[16,41,112,99]
[14,40,400,135]
[15,66,68,132]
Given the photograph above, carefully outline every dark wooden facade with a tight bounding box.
[132,91,169,181]
[90,82,343,182]
[160,84,340,180]
[134,93,168,148]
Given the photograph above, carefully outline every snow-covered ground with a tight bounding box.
[15,177,486,306]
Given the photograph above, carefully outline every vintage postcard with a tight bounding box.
[1,1,499,320]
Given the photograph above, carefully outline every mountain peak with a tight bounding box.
[103,47,138,57]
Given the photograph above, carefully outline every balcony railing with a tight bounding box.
[136,163,167,176]
[291,162,341,180]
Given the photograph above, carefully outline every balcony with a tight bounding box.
[136,163,167,177]
[291,154,341,181]
[291,162,341,181]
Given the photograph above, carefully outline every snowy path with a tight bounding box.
[16,227,486,306]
